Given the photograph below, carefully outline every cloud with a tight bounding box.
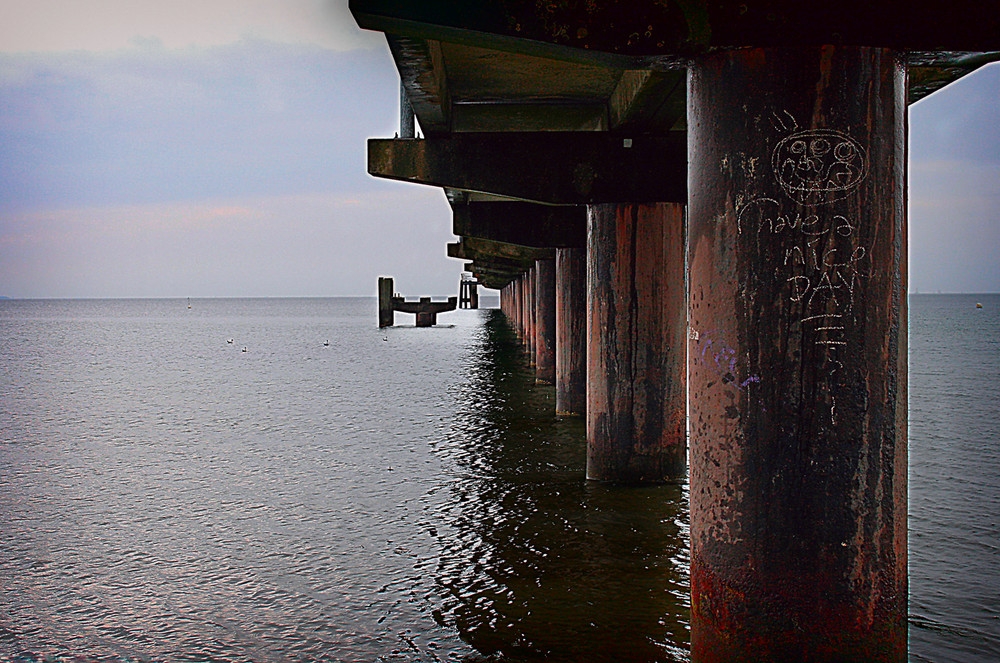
[0,27,471,299]
[0,38,400,213]
[910,62,1000,165]
[0,188,460,298]
[0,0,382,54]
[908,64,1000,293]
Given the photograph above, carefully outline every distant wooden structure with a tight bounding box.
[458,274,479,309]
[378,276,457,327]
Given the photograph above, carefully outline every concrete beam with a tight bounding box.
[608,69,687,132]
[352,0,1000,60]
[386,36,450,134]
[467,262,528,280]
[368,132,686,204]
[447,242,525,267]
[451,237,552,263]
[453,201,586,249]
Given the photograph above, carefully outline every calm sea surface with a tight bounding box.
[0,295,997,662]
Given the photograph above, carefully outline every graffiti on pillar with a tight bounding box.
[769,111,869,206]
[689,329,762,393]
[731,111,872,424]
[772,130,868,205]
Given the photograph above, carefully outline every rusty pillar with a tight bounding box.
[556,247,586,416]
[535,258,557,384]
[516,276,522,337]
[526,267,537,366]
[518,274,527,345]
[378,276,394,328]
[519,276,526,341]
[515,276,523,340]
[524,274,529,337]
[400,82,414,139]
[513,280,521,335]
[586,202,686,484]
[687,46,907,662]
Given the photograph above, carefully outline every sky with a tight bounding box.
[0,1,997,297]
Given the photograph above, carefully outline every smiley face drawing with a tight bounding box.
[771,130,868,205]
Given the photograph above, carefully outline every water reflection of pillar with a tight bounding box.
[688,46,907,662]
[556,247,586,416]
[433,310,690,661]
[534,258,556,384]
[586,202,686,484]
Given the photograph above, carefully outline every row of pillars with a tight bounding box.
[498,46,907,661]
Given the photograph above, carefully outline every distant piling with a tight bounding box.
[378,276,394,327]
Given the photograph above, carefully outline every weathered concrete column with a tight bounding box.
[586,202,686,483]
[378,276,394,328]
[687,46,907,662]
[514,277,520,336]
[534,258,556,384]
[515,275,524,341]
[511,279,520,337]
[516,274,527,345]
[526,267,537,366]
[400,82,414,139]
[555,247,586,416]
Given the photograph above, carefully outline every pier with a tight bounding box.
[378,276,457,327]
[353,2,999,660]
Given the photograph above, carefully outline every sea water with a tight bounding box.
[0,295,997,661]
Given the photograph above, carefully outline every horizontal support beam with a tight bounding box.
[453,201,586,249]
[391,296,458,314]
[386,36,450,134]
[448,237,552,263]
[368,132,686,204]
[471,266,525,286]
[460,250,534,273]
[473,272,512,290]
[447,242,523,268]
[465,260,530,277]
[353,0,1000,60]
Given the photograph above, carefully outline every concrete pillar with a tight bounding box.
[514,277,520,336]
[400,82,414,139]
[687,46,907,662]
[526,267,536,366]
[519,275,527,343]
[586,202,686,484]
[378,276,394,328]
[517,274,528,346]
[556,247,586,416]
[534,258,556,384]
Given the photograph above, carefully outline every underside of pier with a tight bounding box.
[351,1,999,659]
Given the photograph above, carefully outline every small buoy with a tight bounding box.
[976,302,983,309]
[241,346,248,352]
